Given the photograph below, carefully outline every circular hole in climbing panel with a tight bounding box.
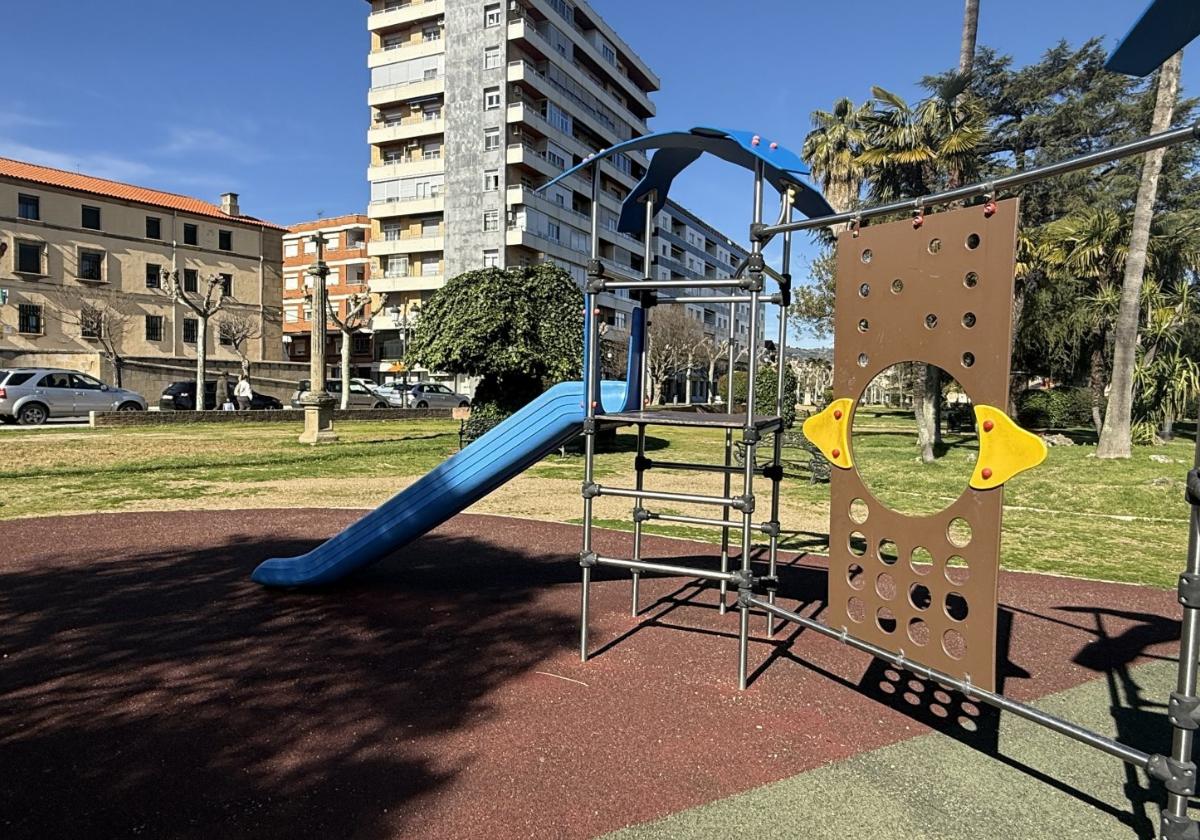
[945,591,970,622]
[877,539,899,566]
[928,238,942,254]
[947,517,973,548]
[851,363,978,516]
[847,563,866,590]
[849,498,869,525]
[847,596,867,623]
[946,555,970,585]
[964,271,979,288]
[848,531,867,556]
[861,248,873,263]
[943,628,966,659]
[876,572,897,600]
[966,232,981,250]
[910,546,934,575]
[908,617,930,646]
[909,583,932,610]
[891,278,904,294]
[876,606,897,634]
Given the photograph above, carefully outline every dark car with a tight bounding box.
[159,380,283,411]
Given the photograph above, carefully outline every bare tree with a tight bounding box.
[1098,51,1184,458]
[167,270,228,410]
[696,334,731,404]
[43,287,132,386]
[216,311,262,379]
[326,292,370,410]
[646,306,705,405]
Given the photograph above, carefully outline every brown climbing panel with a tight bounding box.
[826,199,1020,693]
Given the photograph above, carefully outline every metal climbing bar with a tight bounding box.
[749,597,1154,769]
[759,120,1200,237]
[594,484,741,508]
[595,555,740,584]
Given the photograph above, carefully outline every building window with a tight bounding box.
[16,241,43,274]
[219,329,233,346]
[546,221,560,242]
[352,334,371,354]
[285,307,299,324]
[183,268,198,293]
[423,105,441,121]
[325,233,339,251]
[484,3,501,27]
[601,43,616,65]
[18,303,43,335]
[184,223,198,245]
[422,27,440,42]
[484,46,501,69]
[144,217,161,240]
[483,169,500,191]
[484,127,500,151]
[483,248,499,268]
[146,263,162,289]
[284,241,298,258]
[483,210,499,232]
[219,230,232,251]
[484,87,501,110]
[81,205,101,230]
[78,249,105,282]
[183,317,198,344]
[145,315,164,342]
[384,255,409,278]
[80,304,102,339]
[219,273,233,297]
[18,193,39,221]
[285,274,299,290]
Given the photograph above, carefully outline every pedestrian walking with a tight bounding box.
[235,375,253,411]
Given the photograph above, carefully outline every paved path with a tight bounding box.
[0,510,1188,839]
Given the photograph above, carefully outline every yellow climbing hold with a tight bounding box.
[802,398,854,469]
[971,404,1047,490]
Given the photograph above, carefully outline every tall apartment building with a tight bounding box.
[0,157,285,380]
[281,214,374,379]
[364,0,751,379]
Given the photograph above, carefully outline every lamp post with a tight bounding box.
[299,233,337,444]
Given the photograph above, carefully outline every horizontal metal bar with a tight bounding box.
[650,512,742,529]
[645,459,754,476]
[662,294,781,305]
[597,485,736,508]
[603,278,746,290]
[596,555,736,583]
[750,597,1152,769]
[761,121,1200,237]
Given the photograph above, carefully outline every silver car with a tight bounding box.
[289,379,390,410]
[0,368,147,425]
[397,381,471,409]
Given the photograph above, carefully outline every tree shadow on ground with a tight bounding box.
[0,528,589,840]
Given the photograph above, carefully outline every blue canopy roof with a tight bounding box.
[1106,0,1200,76]
[537,127,833,235]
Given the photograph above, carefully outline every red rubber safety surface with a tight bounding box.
[0,510,1181,840]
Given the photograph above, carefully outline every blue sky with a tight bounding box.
[1,1,1193,344]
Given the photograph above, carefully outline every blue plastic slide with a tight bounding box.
[251,311,643,587]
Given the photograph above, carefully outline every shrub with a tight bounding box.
[1016,387,1092,429]
[717,365,799,428]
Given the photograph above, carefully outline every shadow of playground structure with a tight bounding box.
[0,521,578,840]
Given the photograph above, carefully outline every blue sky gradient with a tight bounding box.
[2,1,1193,343]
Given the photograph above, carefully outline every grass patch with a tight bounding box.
[0,414,1193,589]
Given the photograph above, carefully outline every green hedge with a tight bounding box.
[716,365,798,428]
[1015,387,1092,429]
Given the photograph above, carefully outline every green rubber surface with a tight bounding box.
[603,659,1189,840]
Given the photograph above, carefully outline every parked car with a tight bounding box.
[290,380,390,410]
[159,380,284,411]
[396,381,471,409]
[350,378,382,394]
[0,368,147,425]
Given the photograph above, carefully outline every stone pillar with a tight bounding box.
[299,234,337,444]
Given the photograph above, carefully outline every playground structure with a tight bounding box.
[249,5,1200,836]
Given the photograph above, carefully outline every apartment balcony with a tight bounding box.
[368,157,444,181]
[368,75,445,108]
[367,0,444,32]
[366,195,444,219]
[368,38,443,68]
[370,273,446,294]
[506,13,654,128]
[368,118,444,145]
[505,143,562,180]
[368,235,444,256]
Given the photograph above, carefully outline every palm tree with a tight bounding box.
[1097,50,1184,458]
[857,84,987,462]
[959,0,980,77]
[801,98,871,219]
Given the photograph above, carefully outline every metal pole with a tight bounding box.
[761,121,1200,237]
[596,555,738,583]
[298,235,337,444]
[580,164,602,662]
[1164,406,1200,832]
[766,190,793,636]
[630,191,656,617]
[751,596,1153,768]
[720,280,737,615]
[738,160,765,690]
